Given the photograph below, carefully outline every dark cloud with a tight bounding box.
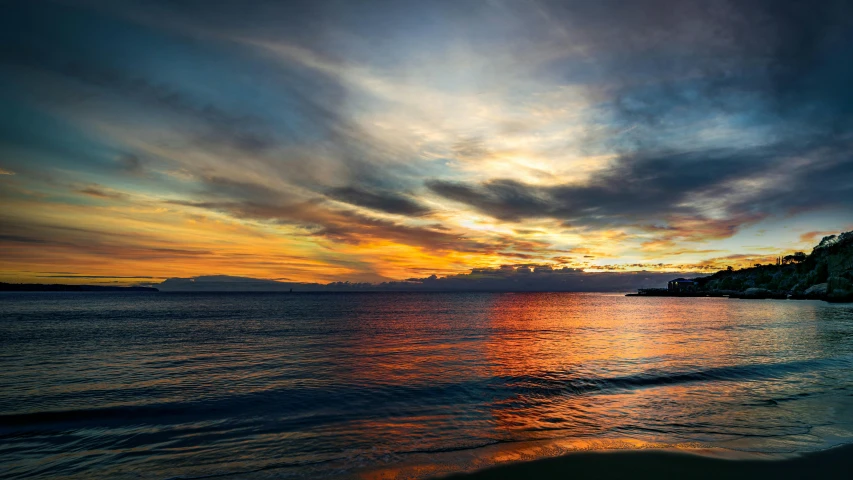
[429,141,853,241]
[0,234,47,244]
[59,57,277,154]
[427,178,551,222]
[165,163,550,257]
[36,275,156,279]
[118,153,146,175]
[77,185,128,200]
[0,219,216,260]
[587,0,853,134]
[429,150,749,223]
[171,197,457,251]
[325,186,430,216]
[167,194,553,258]
[196,176,294,205]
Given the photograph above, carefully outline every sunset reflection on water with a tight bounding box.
[479,295,764,440]
[354,294,853,479]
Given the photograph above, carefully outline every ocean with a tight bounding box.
[2,292,853,479]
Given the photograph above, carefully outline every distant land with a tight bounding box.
[5,230,851,299]
[0,283,159,292]
[156,271,682,293]
[631,230,853,302]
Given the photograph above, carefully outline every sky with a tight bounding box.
[1,0,852,285]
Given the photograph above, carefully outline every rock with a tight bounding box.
[742,287,772,299]
[690,230,853,303]
[804,283,828,297]
[827,276,853,294]
[827,289,853,303]
[716,289,741,296]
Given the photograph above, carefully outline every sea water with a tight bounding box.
[2,292,853,478]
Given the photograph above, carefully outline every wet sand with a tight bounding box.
[441,444,853,480]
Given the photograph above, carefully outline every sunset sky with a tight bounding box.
[1,0,852,285]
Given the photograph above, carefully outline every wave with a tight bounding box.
[498,356,853,396]
[3,356,850,431]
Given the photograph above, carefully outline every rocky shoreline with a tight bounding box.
[629,231,853,303]
[627,286,850,302]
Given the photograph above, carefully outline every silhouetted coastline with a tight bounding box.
[629,231,853,303]
[0,283,158,292]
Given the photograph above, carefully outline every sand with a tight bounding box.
[440,444,853,480]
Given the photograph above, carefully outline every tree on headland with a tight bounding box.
[782,252,806,264]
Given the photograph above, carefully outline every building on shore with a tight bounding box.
[668,278,697,292]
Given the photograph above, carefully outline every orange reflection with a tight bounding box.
[481,294,742,439]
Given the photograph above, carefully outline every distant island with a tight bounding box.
[156,271,680,293]
[0,283,159,292]
[630,230,853,303]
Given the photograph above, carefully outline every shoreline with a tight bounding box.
[438,443,853,480]
[355,435,853,480]
[626,291,853,303]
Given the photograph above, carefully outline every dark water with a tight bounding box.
[2,292,853,479]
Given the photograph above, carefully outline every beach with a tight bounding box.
[443,444,853,479]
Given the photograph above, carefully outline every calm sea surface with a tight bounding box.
[2,292,853,479]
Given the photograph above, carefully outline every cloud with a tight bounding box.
[428,142,853,243]
[36,274,156,279]
[0,234,47,244]
[118,153,146,175]
[325,186,430,216]
[0,168,15,175]
[427,178,552,222]
[14,52,278,154]
[0,219,216,260]
[168,196,533,256]
[77,185,128,200]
